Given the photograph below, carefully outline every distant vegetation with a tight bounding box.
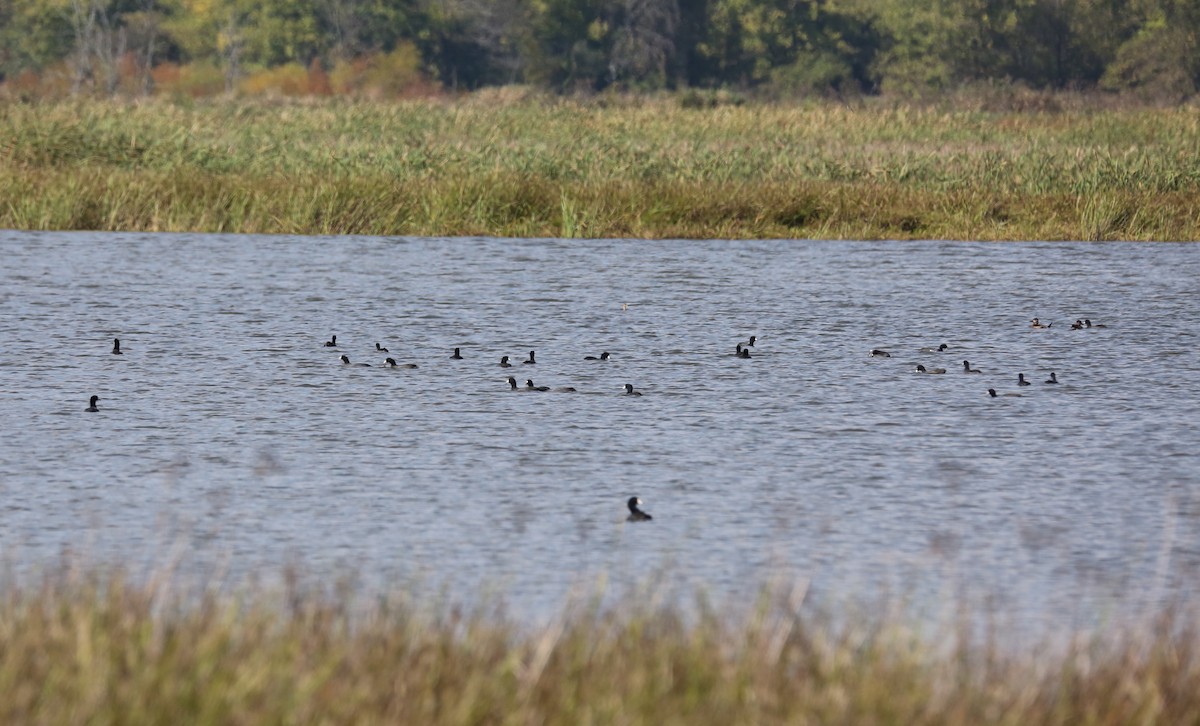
[0,0,1198,102]
[3,96,1199,240]
[2,569,1199,723]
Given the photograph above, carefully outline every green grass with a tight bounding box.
[2,93,1200,239]
[2,569,1199,724]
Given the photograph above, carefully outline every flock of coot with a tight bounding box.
[323,332,649,396]
[85,320,1099,521]
[88,332,675,521]
[322,332,666,518]
[331,333,666,518]
[870,317,1106,398]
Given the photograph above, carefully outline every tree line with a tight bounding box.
[1,0,1197,100]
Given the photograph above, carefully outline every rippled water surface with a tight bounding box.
[2,231,1199,626]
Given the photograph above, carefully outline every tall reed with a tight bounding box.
[1,569,1198,724]
[2,96,1198,239]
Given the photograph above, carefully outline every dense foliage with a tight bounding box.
[0,0,1197,99]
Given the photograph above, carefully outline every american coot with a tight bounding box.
[869,349,891,358]
[747,335,757,347]
[915,364,946,374]
[507,376,528,391]
[324,335,337,347]
[1018,373,1031,386]
[376,342,389,353]
[85,395,100,412]
[962,360,981,373]
[585,352,610,361]
[111,338,122,355]
[623,384,642,396]
[919,343,949,352]
[523,350,537,364]
[385,357,418,369]
[499,356,512,368]
[451,347,463,359]
[627,496,652,521]
[736,343,751,359]
[1045,372,1058,384]
[525,379,550,392]
[989,388,1021,398]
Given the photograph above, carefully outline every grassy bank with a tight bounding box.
[2,94,1199,240]
[1,572,1199,724]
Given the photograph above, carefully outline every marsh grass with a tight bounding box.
[1078,194,1135,241]
[3,97,1199,239]
[2,568,1200,724]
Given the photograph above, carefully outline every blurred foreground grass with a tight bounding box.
[1,569,1199,724]
[2,94,1199,240]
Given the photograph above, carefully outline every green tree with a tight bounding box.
[416,0,522,89]
[238,0,323,65]
[689,0,870,91]
[608,0,680,88]
[0,0,76,77]
[1102,0,1199,98]
[318,0,419,60]
[521,0,628,90]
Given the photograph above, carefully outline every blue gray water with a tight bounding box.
[2,231,1199,628]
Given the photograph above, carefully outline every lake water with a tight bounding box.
[2,231,1199,630]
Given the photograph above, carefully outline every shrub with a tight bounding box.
[240,62,310,96]
[1100,22,1198,103]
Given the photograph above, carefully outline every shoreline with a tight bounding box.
[3,97,1199,241]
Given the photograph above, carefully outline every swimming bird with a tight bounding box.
[376,342,389,353]
[111,338,122,355]
[525,379,550,391]
[1030,319,1052,329]
[623,384,642,396]
[627,496,652,522]
[585,352,610,361]
[523,351,537,364]
[915,364,946,374]
[384,357,418,369]
[451,347,463,359]
[920,343,949,352]
[736,343,751,359]
[499,356,512,367]
[507,376,521,390]
[962,360,981,373]
[989,388,1022,398]
[1045,372,1058,384]
[869,349,891,358]
[324,335,337,347]
[1018,373,1031,386]
[1084,319,1107,328]
[747,335,757,347]
[1071,319,1084,330]
[85,395,100,412]
[340,355,370,367]
[553,385,578,393]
